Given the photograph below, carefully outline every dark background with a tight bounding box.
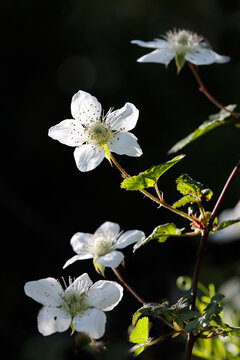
[1,0,240,359]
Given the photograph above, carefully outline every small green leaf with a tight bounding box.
[176,174,203,197]
[130,343,150,357]
[129,317,150,344]
[121,155,185,191]
[201,188,213,201]
[215,218,240,231]
[133,223,183,251]
[173,195,197,208]
[175,54,186,73]
[168,105,236,154]
[132,311,142,326]
[176,310,200,322]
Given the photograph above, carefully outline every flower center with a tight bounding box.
[167,30,200,55]
[86,122,114,147]
[61,290,88,317]
[92,236,113,257]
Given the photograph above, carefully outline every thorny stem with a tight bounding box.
[110,154,196,224]
[188,62,240,120]
[112,267,146,305]
[185,159,240,360]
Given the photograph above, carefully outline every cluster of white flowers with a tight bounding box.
[25,28,231,343]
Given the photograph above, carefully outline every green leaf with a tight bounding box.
[139,295,192,319]
[201,188,213,201]
[168,105,236,154]
[130,343,150,357]
[121,155,185,191]
[133,223,183,251]
[176,310,200,322]
[132,311,142,326]
[175,54,186,73]
[215,218,240,231]
[176,174,203,197]
[173,195,197,208]
[129,317,150,344]
[184,294,225,334]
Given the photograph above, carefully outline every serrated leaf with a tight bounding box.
[129,317,150,344]
[168,105,236,154]
[176,310,200,322]
[176,174,203,197]
[139,295,192,319]
[121,155,185,191]
[215,218,240,231]
[173,195,197,208]
[133,223,183,251]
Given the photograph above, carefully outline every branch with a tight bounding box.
[185,159,240,360]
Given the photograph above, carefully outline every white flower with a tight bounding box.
[48,90,142,172]
[211,200,240,243]
[131,29,230,69]
[63,221,145,269]
[24,273,123,339]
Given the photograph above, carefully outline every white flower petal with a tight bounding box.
[86,280,123,311]
[74,144,105,172]
[67,273,93,293]
[211,51,230,64]
[136,49,175,64]
[63,254,93,269]
[95,221,120,238]
[48,119,86,147]
[24,278,63,306]
[115,230,145,249]
[96,250,124,268]
[71,90,102,125]
[73,308,106,339]
[70,232,94,254]
[105,103,139,132]
[131,39,168,49]
[37,306,71,336]
[108,132,142,157]
[185,47,217,65]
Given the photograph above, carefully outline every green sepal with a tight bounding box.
[93,259,105,277]
[168,105,236,154]
[176,174,203,197]
[102,144,112,166]
[121,155,185,191]
[133,223,184,251]
[175,54,186,73]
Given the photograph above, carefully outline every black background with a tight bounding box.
[2,1,240,359]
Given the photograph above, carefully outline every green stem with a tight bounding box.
[110,154,196,223]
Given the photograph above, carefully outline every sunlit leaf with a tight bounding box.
[121,155,185,191]
[215,218,240,231]
[176,174,203,197]
[133,223,183,251]
[129,317,150,344]
[168,105,236,154]
[173,195,197,208]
